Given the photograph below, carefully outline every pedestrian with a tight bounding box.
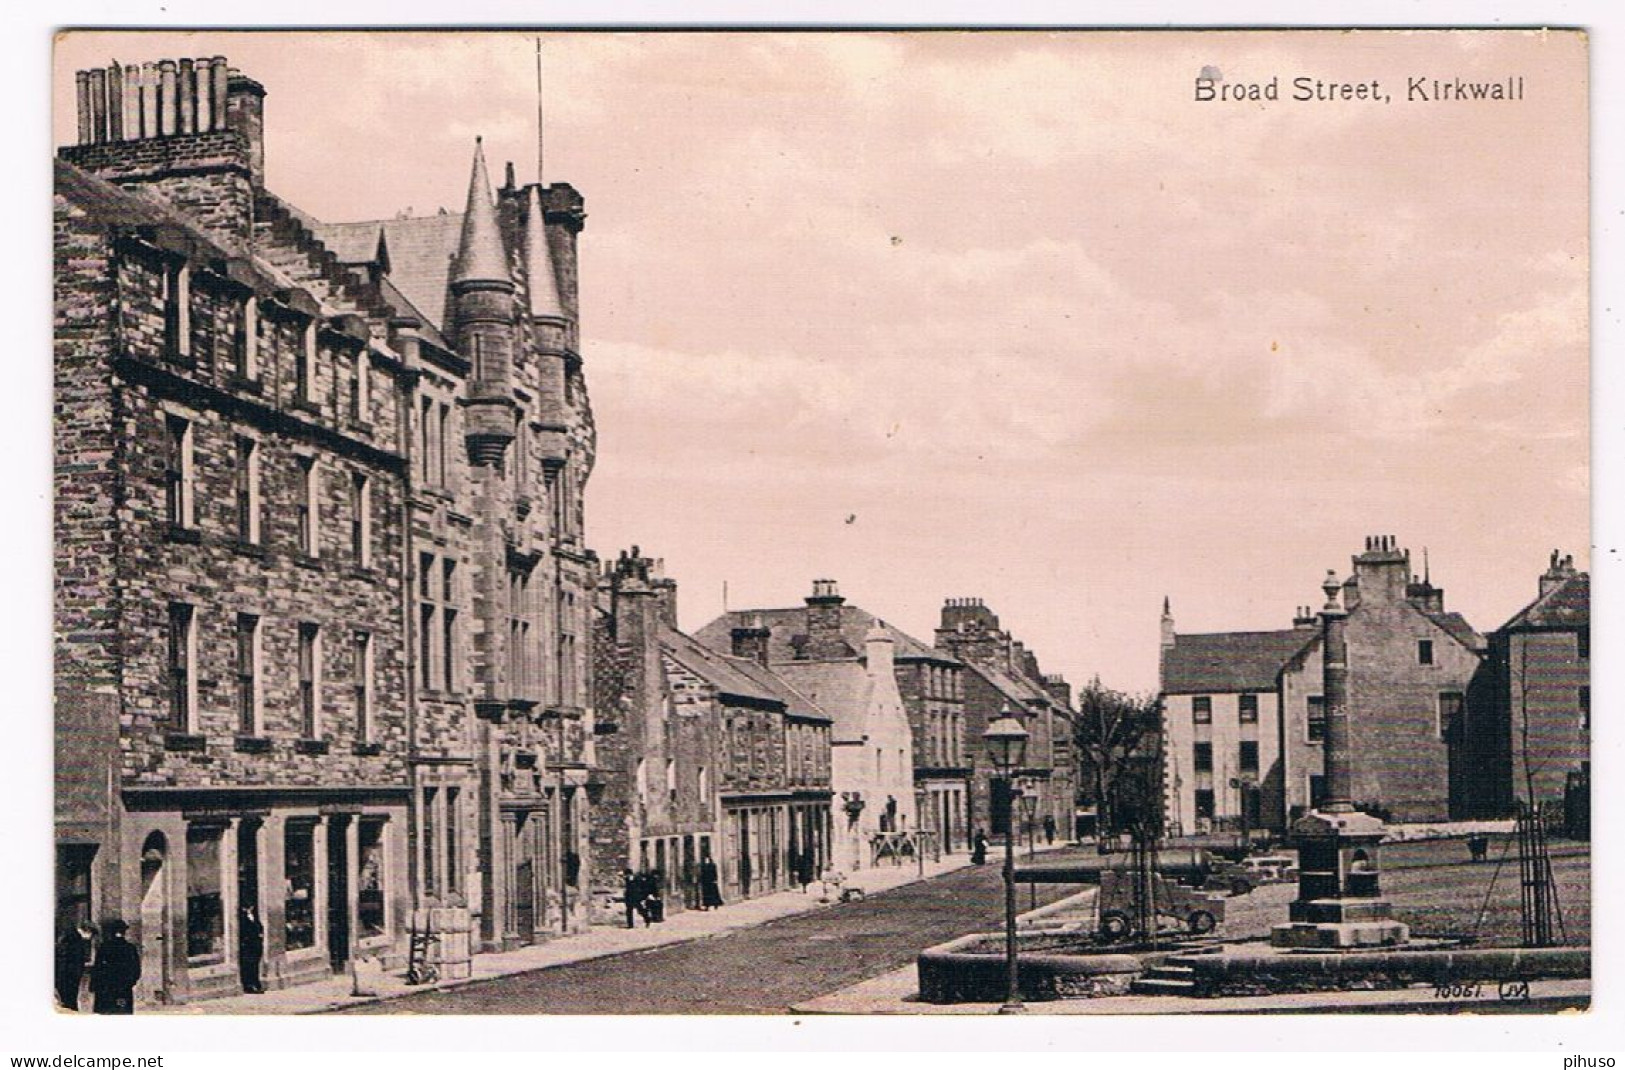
[971,828,988,866]
[55,921,94,1011]
[1043,815,1057,845]
[88,919,141,1015]
[644,870,665,924]
[698,854,724,910]
[622,869,641,929]
[238,905,265,994]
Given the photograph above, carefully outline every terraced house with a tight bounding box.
[54,56,599,1003]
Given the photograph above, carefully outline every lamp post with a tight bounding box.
[984,714,1030,1015]
[1017,779,1040,910]
[914,786,930,877]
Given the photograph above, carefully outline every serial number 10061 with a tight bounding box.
[1433,981,1531,1001]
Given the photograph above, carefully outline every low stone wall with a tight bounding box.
[916,932,1143,1003]
[1182,945,1589,997]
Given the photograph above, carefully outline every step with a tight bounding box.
[1147,965,1197,979]
[1130,977,1199,995]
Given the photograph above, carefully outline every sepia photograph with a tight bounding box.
[44,24,1594,1036]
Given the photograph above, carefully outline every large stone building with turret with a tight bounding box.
[54,55,599,1004]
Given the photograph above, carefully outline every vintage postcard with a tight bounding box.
[47,27,1589,1035]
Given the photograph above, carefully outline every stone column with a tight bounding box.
[1320,571,1354,812]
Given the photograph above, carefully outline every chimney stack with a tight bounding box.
[804,579,848,659]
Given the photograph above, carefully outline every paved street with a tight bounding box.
[338,855,1079,1015]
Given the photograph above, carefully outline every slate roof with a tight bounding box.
[1425,610,1486,653]
[659,627,830,724]
[694,606,957,666]
[1502,573,1590,631]
[309,220,386,266]
[317,212,465,334]
[1160,629,1317,695]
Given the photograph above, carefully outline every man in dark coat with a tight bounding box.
[55,922,94,1010]
[621,869,641,929]
[1043,815,1057,845]
[698,855,724,910]
[971,829,988,865]
[238,906,266,993]
[88,919,141,1014]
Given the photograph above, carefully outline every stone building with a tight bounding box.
[1455,552,1590,818]
[55,56,598,1001]
[593,551,832,912]
[1159,536,1486,833]
[697,582,933,871]
[933,598,1077,846]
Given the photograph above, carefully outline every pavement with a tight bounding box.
[793,964,1592,1016]
[153,849,985,1015]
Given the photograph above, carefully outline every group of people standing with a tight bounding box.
[622,856,728,928]
[56,905,268,1014]
[53,919,140,1014]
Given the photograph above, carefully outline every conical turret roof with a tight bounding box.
[523,184,566,318]
[452,138,511,286]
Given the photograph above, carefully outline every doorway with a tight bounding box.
[514,813,536,944]
[326,817,350,974]
[137,831,170,1005]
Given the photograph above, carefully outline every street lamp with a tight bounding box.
[1017,779,1040,910]
[983,713,1030,1015]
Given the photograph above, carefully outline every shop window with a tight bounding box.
[185,824,225,962]
[357,819,387,939]
[283,823,317,951]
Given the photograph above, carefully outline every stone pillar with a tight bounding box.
[1271,571,1407,949]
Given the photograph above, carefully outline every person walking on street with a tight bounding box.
[698,854,724,910]
[971,828,988,865]
[88,919,141,1014]
[55,922,94,1010]
[238,906,265,994]
[1043,814,1057,845]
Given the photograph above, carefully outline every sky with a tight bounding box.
[53,29,1590,694]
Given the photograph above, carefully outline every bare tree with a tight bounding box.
[1073,677,1163,837]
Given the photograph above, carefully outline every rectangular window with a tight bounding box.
[437,403,450,487]
[297,321,317,404]
[1307,695,1326,743]
[418,552,436,690]
[421,788,438,898]
[350,472,371,566]
[1239,693,1259,724]
[1239,740,1259,774]
[168,602,195,731]
[357,819,386,938]
[1193,742,1213,773]
[353,631,372,742]
[1578,630,1590,661]
[440,558,457,693]
[1194,789,1215,820]
[164,415,194,530]
[164,261,191,362]
[236,613,260,735]
[298,622,321,739]
[1581,686,1590,733]
[235,437,259,544]
[234,295,258,380]
[418,397,433,486]
[185,824,225,961]
[1192,695,1212,724]
[299,459,320,558]
[1438,691,1464,740]
[1308,774,1328,809]
[444,787,460,895]
[350,351,370,425]
[1417,639,1434,666]
[283,823,316,951]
